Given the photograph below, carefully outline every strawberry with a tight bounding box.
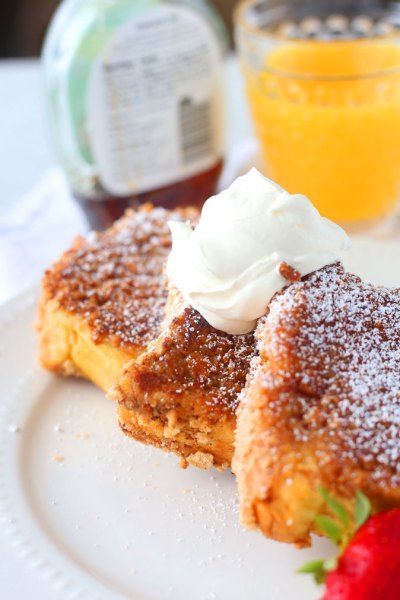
[323,509,400,600]
[299,488,400,600]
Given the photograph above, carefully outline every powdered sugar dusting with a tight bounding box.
[258,263,400,485]
[43,206,197,349]
[137,306,256,413]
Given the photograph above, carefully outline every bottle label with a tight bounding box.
[87,4,223,197]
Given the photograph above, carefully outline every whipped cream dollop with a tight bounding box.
[167,168,350,334]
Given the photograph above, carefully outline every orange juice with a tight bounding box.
[243,40,400,222]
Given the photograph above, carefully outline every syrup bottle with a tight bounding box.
[43,0,227,229]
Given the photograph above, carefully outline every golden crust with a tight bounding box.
[37,299,137,391]
[38,204,255,470]
[234,264,400,546]
[113,290,256,469]
[37,205,197,391]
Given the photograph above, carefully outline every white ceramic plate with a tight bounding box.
[1,234,400,600]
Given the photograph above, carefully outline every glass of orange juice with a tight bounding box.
[235,0,400,226]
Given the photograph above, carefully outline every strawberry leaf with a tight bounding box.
[319,487,349,528]
[323,556,338,572]
[298,557,337,585]
[315,515,342,544]
[296,490,373,587]
[314,569,326,585]
[298,559,326,584]
[298,559,326,574]
[354,491,371,530]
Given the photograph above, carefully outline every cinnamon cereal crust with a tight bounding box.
[234,264,400,546]
[37,205,197,391]
[113,290,256,469]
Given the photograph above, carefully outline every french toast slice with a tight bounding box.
[113,289,256,470]
[38,206,197,392]
[234,264,400,547]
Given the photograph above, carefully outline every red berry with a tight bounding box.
[323,509,400,600]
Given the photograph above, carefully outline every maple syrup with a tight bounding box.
[43,0,227,229]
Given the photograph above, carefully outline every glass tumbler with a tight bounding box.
[235,0,400,225]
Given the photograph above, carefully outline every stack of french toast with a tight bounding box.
[37,204,400,548]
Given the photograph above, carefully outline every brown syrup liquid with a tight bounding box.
[76,160,223,230]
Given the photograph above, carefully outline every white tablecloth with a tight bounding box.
[0,170,87,303]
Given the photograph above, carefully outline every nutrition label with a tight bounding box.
[87,4,223,196]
